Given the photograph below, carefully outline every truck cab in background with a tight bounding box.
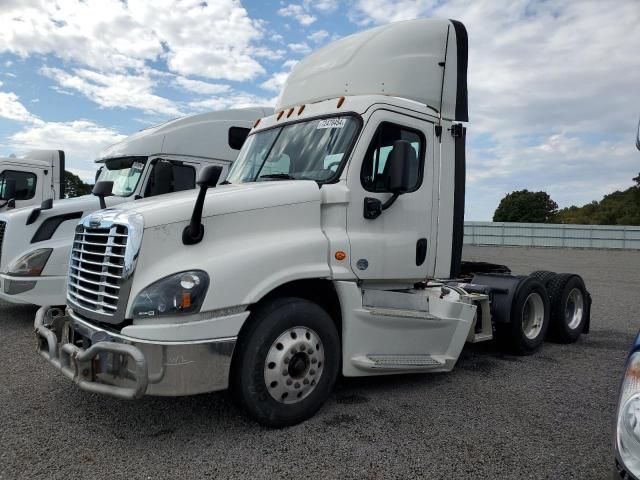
[0,107,270,306]
[35,18,590,427]
[0,150,65,211]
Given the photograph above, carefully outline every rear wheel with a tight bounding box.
[547,274,588,343]
[495,277,550,355]
[529,270,556,286]
[230,297,340,427]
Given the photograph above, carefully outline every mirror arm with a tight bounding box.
[381,192,400,211]
[182,184,208,245]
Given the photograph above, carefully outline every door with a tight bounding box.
[345,110,435,282]
[0,168,42,209]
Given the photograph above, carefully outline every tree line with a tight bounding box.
[493,172,640,225]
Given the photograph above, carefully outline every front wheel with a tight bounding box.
[230,297,340,427]
[495,277,550,355]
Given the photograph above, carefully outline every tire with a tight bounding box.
[230,297,340,427]
[546,274,588,343]
[529,270,556,286]
[495,277,550,355]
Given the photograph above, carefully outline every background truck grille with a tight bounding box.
[68,224,128,316]
[0,220,5,266]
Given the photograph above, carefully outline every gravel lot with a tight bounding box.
[1,246,638,479]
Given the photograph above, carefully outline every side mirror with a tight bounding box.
[92,180,114,209]
[26,198,54,225]
[182,165,223,245]
[386,140,415,194]
[228,127,251,151]
[4,178,16,200]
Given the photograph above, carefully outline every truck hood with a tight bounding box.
[106,181,322,228]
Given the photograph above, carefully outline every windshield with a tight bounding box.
[226,116,360,184]
[97,157,147,197]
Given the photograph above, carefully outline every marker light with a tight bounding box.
[277,111,284,120]
[298,105,306,115]
[287,107,294,118]
[335,251,346,261]
[337,96,345,108]
[253,118,261,128]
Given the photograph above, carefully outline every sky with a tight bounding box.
[0,0,638,220]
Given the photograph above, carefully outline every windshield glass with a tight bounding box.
[97,157,147,197]
[226,116,360,184]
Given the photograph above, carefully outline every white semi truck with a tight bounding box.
[1,108,269,306]
[35,18,590,427]
[0,150,66,211]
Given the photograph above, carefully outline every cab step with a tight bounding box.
[351,354,446,371]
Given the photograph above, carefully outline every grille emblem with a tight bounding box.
[88,215,103,228]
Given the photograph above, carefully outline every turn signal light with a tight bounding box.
[335,251,346,261]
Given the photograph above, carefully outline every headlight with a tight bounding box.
[617,352,640,476]
[7,248,52,276]
[131,270,209,319]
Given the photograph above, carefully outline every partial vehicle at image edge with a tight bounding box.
[34,18,591,427]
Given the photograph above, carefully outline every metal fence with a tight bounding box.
[464,222,640,249]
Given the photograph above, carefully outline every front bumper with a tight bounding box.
[34,306,237,399]
[0,273,66,306]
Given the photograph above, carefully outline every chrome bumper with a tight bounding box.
[34,306,236,399]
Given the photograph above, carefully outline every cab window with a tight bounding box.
[0,170,37,200]
[360,123,424,193]
[144,161,196,197]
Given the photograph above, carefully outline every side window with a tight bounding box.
[0,170,37,200]
[360,123,424,193]
[172,164,196,192]
[144,161,196,198]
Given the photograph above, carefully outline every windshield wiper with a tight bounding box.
[259,173,295,180]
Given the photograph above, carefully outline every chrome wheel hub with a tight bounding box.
[565,288,584,330]
[522,292,545,340]
[264,327,325,404]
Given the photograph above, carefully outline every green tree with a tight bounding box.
[64,170,93,198]
[493,189,559,223]
[556,172,640,226]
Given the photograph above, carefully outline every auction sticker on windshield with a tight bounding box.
[317,118,347,129]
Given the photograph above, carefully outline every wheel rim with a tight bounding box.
[521,292,545,340]
[264,327,325,404]
[565,288,584,330]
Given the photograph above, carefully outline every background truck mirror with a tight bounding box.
[228,127,251,150]
[183,165,223,245]
[92,180,114,209]
[26,198,54,225]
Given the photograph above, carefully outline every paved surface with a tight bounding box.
[1,246,638,479]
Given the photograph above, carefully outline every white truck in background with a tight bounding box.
[0,150,65,211]
[35,18,591,427]
[0,107,270,306]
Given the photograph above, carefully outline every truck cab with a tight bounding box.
[35,18,590,427]
[0,150,65,211]
[0,107,270,306]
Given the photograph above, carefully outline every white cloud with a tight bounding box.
[0,91,40,123]
[8,119,127,176]
[288,42,312,54]
[260,60,298,93]
[40,67,182,116]
[308,30,329,44]
[278,4,317,26]
[174,77,230,95]
[188,93,275,112]
[0,0,264,81]
[352,0,640,219]
[309,0,339,13]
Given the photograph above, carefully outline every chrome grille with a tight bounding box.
[0,220,5,266]
[68,224,128,316]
